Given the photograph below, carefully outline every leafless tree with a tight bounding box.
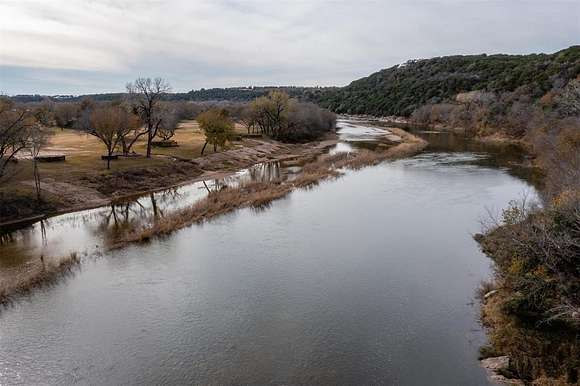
[113,106,142,156]
[28,125,48,202]
[156,107,180,142]
[126,78,171,158]
[88,106,125,169]
[0,97,34,179]
[54,103,79,128]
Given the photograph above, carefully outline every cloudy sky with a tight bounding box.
[0,0,578,95]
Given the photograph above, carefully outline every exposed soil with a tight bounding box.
[0,129,427,305]
[0,136,339,226]
[111,130,426,248]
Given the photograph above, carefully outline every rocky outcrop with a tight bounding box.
[481,356,524,386]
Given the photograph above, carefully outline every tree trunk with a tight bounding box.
[146,132,153,158]
[33,160,41,202]
[146,118,153,158]
[201,141,208,155]
[150,193,159,219]
[121,138,129,155]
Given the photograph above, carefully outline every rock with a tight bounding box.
[384,134,402,143]
[489,375,524,386]
[481,356,509,371]
[484,289,499,299]
[481,356,525,386]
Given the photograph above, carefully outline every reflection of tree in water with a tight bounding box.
[150,193,161,219]
[98,189,184,242]
[1,223,42,247]
[152,187,184,210]
[0,230,16,245]
[99,188,188,230]
[39,219,47,247]
[248,162,281,183]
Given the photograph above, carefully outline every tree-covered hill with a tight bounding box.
[316,46,580,116]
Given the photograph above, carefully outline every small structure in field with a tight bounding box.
[35,154,66,163]
[151,140,179,148]
[240,133,262,139]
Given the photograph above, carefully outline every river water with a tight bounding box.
[0,120,537,385]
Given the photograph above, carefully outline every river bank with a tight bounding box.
[2,122,526,384]
[344,114,532,151]
[111,129,426,248]
[0,135,338,229]
[0,125,426,307]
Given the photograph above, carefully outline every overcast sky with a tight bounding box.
[0,0,578,95]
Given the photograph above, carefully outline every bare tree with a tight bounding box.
[113,106,142,156]
[156,107,180,142]
[0,97,34,179]
[126,78,171,158]
[88,106,125,169]
[54,103,79,128]
[28,125,48,202]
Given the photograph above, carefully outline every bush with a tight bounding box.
[479,192,580,326]
[280,102,336,142]
[244,91,336,142]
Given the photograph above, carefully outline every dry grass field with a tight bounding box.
[7,120,248,183]
[0,120,250,222]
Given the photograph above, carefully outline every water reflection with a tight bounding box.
[0,118,546,384]
[0,121,540,283]
[0,160,289,284]
[409,129,544,190]
[0,120,540,287]
[0,145,538,385]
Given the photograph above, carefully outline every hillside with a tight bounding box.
[317,46,580,116]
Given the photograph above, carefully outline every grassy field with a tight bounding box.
[5,120,250,183]
[0,120,249,221]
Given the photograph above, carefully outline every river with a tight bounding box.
[0,119,537,385]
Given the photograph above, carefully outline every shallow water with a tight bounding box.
[0,120,537,385]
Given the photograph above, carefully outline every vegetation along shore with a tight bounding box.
[2,46,579,385]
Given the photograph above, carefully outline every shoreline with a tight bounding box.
[110,128,426,248]
[0,129,427,307]
[0,136,339,231]
[340,114,531,150]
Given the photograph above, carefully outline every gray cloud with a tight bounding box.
[1,0,578,94]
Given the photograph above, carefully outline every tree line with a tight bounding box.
[317,46,580,117]
[1,80,336,205]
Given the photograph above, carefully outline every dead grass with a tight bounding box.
[112,134,427,246]
[0,122,332,223]
[0,252,80,307]
[0,130,426,304]
[479,284,580,385]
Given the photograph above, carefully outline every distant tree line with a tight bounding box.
[9,86,335,104]
[317,46,580,117]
